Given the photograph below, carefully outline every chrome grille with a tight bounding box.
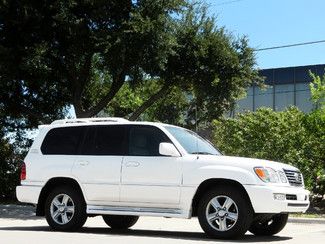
[283,169,303,186]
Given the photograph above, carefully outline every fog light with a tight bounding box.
[273,193,285,201]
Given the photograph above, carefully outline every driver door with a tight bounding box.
[120,125,183,205]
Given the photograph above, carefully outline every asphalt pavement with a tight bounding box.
[0,205,324,244]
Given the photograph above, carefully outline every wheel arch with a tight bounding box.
[36,177,85,216]
[191,178,254,217]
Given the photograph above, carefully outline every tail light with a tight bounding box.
[20,162,26,181]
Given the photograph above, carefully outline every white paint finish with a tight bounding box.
[17,119,310,221]
[244,185,310,213]
[16,185,42,204]
[120,156,182,204]
[71,156,122,202]
[86,205,186,218]
[159,142,181,157]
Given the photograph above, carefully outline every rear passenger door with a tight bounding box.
[72,125,127,203]
[120,125,182,205]
[38,126,85,183]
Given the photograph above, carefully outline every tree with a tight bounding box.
[0,130,23,200]
[91,4,261,125]
[1,0,183,125]
[212,107,325,195]
[310,71,325,110]
[103,79,189,125]
[128,4,260,122]
[1,0,260,129]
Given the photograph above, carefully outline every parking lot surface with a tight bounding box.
[0,205,324,244]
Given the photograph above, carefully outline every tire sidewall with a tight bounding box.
[249,213,288,236]
[198,186,253,239]
[45,186,87,231]
[102,215,139,229]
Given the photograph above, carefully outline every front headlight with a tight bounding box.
[278,171,288,183]
[254,167,280,183]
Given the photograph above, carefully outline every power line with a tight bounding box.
[255,40,325,51]
[211,0,245,6]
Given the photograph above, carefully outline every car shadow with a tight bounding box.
[0,205,42,220]
[0,225,292,242]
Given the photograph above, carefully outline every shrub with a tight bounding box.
[212,107,325,194]
[0,135,20,201]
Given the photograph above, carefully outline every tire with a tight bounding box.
[45,186,87,231]
[249,213,288,236]
[197,185,253,239]
[102,215,139,229]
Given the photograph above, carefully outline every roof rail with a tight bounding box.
[50,117,128,125]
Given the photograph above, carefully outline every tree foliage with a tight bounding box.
[1,0,260,129]
[212,107,325,195]
[310,71,325,110]
[0,132,20,200]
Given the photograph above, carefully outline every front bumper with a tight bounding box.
[16,185,42,204]
[244,184,310,213]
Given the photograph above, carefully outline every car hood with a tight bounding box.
[195,155,299,172]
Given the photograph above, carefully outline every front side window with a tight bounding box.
[128,125,171,156]
[164,126,220,155]
[81,125,127,155]
[41,127,84,155]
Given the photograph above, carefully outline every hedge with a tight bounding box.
[212,107,325,196]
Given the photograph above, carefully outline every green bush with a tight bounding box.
[0,135,20,201]
[212,107,325,195]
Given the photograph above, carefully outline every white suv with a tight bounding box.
[17,117,309,239]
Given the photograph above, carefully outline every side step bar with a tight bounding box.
[87,205,185,218]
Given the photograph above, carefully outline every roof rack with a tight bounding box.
[51,117,128,125]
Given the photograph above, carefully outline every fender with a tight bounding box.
[183,165,259,187]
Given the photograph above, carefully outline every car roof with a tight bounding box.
[39,117,181,130]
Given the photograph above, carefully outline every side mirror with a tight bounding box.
[159,142,181,157]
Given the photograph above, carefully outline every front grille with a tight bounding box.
[283,169,303,186]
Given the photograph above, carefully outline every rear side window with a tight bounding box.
[41,127,84,155]
[80,125,127,155]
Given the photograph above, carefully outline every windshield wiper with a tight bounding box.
[191,152,215,155]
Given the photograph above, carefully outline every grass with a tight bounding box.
[290,213,325,218]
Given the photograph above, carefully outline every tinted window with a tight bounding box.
[80,125,127,155]
[41,127,84,155]
[164,126,220,155]
[128,126,171,156]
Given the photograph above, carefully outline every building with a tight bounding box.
[233,64,325,115]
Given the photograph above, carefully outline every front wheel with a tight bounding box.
[102,215,139,229]
[249,213,288,236]
[197,186,253,239]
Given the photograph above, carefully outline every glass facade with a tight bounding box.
[232,64,325,115]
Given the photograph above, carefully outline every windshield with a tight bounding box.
[164,126,221,155]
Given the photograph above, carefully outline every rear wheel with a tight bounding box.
[102,215,139,229]
[45,186,87,231]
[198,186,253,239]
[249,213,288,236]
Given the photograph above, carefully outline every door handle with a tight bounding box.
[124,161,140,167]
[78,161,89,166]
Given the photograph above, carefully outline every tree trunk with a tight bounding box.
[73,74,125,118]
[128,84,171,121]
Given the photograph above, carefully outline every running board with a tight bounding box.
[87,205,184,218]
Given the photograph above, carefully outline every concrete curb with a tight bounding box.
[288,217,325,224]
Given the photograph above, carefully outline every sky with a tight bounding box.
[205,0,325,69]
